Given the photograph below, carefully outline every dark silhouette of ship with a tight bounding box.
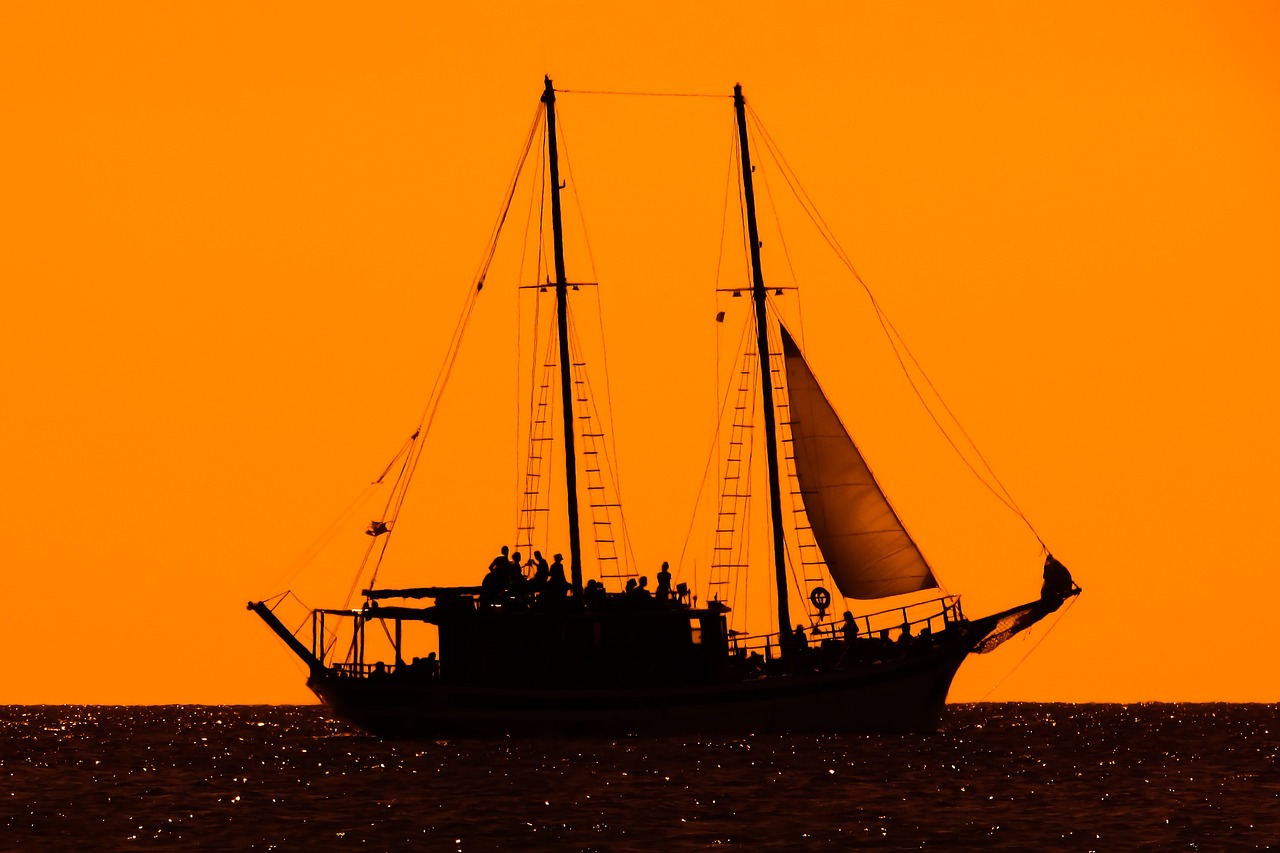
[249,79,1080,736]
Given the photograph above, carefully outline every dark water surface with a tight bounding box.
[2,704,1276,850]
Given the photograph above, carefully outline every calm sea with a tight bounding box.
[1,703,1276,851]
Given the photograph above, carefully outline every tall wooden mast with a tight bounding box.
[734,84,793,645]
[541,76,584,596]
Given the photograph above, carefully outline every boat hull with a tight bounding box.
[308,640,973,737]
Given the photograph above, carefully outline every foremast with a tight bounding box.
[733,85,793,646]
[542,77,584,596]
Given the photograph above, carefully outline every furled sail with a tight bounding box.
[780,325,938,599]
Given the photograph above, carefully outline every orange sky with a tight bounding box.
[3,2,1278,704]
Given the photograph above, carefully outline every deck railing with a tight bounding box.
[330,660,439,680]
[316,595,964,676]
[728,595,964,659]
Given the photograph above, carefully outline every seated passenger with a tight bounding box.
[875,629,893,661]
[531,551,550,589]
[480,559,508,604]
[583,579,606,608]
[841,610,858,643]
[509,551,525,587]
[487,545,511,574]
[546,553,570,597]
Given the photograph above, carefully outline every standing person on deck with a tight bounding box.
[656,562,672,601]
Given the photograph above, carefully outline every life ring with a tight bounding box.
[809,586,831,611]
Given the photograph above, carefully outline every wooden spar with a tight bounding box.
[246,601,324,672]
[733,84,793,647]
[542,77,584,597]
[363,586,484,600]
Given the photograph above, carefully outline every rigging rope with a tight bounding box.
[566,307,639,579]
[517,118,551,541]
[268,483,378,592]
[712,117,738,303]
[362,425,419,594]
[734,328,758,628]
[745,105,1045,548]
[343,535,381,609]
[765,317,827,628]
[557,107,629,531]
[677,119,741,589]
[343,103,545,600]
[558,88,732,99]
[517,201,543,545]
[761,299,957,603]
[977,594,1079,701]
[675,316,754,575]
[749,123,800,291]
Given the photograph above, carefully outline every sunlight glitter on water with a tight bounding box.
[0,704,1277,849]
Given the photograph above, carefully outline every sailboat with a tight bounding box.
[249,79,1080,736]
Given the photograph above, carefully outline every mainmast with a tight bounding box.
[542,76,584,596]
[734,84,793,645]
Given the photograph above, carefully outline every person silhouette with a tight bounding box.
[531,550,550,589]
[547,553,569,597]
[509,551,524,588]
[841,611,858,643]
[897,622,913,652]
[656,561,672,601]
[488,545,511,575]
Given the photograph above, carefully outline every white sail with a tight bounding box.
[780,325,938,600]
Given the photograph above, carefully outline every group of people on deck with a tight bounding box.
[480,546,682,610]
[480,546,570,605]
[761,609,951,673]
[620,561,675,603]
